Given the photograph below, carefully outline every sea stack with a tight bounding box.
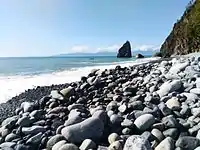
[117,41,132,58]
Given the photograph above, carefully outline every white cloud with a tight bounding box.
[70,45,89,53]
[97,45,120,52]
[133,45,160,51]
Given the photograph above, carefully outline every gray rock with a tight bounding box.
[68,104,84,111]
[190,88,200,95]
[110,114,123,125]
[155,137,175,150]
[157,80,182,97]
[158,103,172,116]
[134,114,155,131]
[118,104,127,113]
[151,129,164,141]
[61,117,104,143]
[21,126,46,135]
[59,143,79,150]
[165,97,181,110]
[52,140,67,150]
[108,141,123,150]
[79,139,96,150]
[123,135,152,150]
[21,102,35,112]
[0,142,16,148]
[195,147,200,150]
[15,144,30,150]
[117,41,132,58]
[182,92,199,102]
[189,124,200,135]
[176,136,200,150]
[64,115,83,126]
[162,115,179,128]
[46,134,66,150]
[2,116,18,128]
[197,130,200,140]
[5,133,18,142]
[17,116,33,127]
[50,90,64,100]
[26,132,43,144]
[169,62,189,74]
[108,133,121,144]
[60,86,75,98]
[163,128,179,139]
[29,110,44,120]
[196,78,200,88]
[121,119,134,128]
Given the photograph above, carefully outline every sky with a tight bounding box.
[0,0,190,57]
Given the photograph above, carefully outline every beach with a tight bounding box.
[0,55,200,149]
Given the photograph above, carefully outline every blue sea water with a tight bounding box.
[0,56,137,76]
[0,56,157,102]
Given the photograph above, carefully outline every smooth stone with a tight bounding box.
[68,104,84,111]
[21,102,35,112]
[29,110,44,120]
[162,115,179,128]
[2,116,18,128]
[108,133,121,144]
[151,129,164,141]
[47,134,66,150]
[195,147,200,150]
[118,104,127,113]
[26,132,43,144]
[190,88,200,95]
[0,142,16,148]
[152,123,165,131]
[1,128,11,138]
[123,135,152,150]
[110,114,122,125]
[15,144,30,150]
[97,145,108,150]
[5,133,18,142]
[108,141,123,150]
[189,124,200,135]
[176,136,200,150]
[17,116,33,127]
[121,119,134,128]
[122,128,131,135]
[59,143,79,150]
[79,139,96,150]
[158,103,172,116]
[163,128,179,139]
[61,117,104,144]
[134,114,155,131]
[22,126,46,135]
[50,90,64,100]
[197,130,200,139]
[165,97,181,110]
[64,115,83,126]
[157,80,182,97]
[141,131,154,142]
[155,137,175,150]
[52,140,67,150]
[169,62,189,74]
[182,93,199,102]
[60,87,75,98]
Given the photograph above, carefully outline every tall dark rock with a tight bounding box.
[160,0,200,57]
[117,41,132,58]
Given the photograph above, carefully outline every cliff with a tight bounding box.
[160,0,200,57]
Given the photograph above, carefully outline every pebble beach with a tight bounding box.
[0,55,200,150]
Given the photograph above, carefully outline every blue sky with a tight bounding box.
[0,0,190,57]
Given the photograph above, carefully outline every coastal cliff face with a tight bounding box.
[117,41,132,58]
[160,0,200,57]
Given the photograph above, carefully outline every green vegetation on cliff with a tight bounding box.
[160,0,200,57]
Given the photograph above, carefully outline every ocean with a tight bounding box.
[0,56,158,102]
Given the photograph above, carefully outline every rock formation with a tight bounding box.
[160,0,200,57]
[135,53,144,58]
[117,41,132,58]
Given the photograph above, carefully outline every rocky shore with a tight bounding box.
[0,56,200,150]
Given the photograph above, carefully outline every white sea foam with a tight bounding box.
[0,57,159,103]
